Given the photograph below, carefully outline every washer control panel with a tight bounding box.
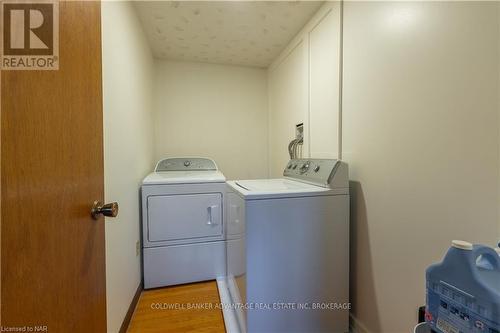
[284,159,339,187]
[155,158,217,171]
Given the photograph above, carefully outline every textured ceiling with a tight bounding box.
[134,1,324,68]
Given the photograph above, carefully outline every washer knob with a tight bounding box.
[184,160,191,167]
[300,161,310,173]
[314,165,320,172]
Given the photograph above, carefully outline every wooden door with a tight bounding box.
[1,1,106,332]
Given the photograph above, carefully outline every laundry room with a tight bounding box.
[99,1,500,332]
[102,1,348,331]
[1,1,499,333]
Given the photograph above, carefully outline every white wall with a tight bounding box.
[268,3,341,177]
[102,2,155,332]
[343,2,499,332]
[153,60,268,180]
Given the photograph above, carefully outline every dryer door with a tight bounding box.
[147,193,223,242]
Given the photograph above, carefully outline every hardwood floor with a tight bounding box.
[127,281,226,333]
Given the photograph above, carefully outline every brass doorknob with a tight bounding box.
[91,201,118,219]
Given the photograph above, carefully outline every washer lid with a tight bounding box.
[143,170,226,185]
[228,178,342,199]
[235,179,321,192]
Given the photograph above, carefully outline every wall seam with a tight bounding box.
[338,0,344,160]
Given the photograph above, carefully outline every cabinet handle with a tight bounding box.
[207,205,219,225]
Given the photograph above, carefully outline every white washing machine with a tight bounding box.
[221,159,349,333]
[141,157,226,289]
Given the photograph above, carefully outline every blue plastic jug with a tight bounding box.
[426,240,500,333]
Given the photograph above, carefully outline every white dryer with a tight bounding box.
[222,159,349,333]
[141,157,226,289]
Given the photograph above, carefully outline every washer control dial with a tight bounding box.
[300,161,310,174]
[183,160,191,167]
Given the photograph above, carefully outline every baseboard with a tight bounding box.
[216,277,241,333]
[350,313,371,333]
[119,282,143,333]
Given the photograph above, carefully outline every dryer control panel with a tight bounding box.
[284,159,343,187]
[155,158,217,172]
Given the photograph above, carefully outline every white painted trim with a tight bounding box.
[309,8,334,34]
[338,0,344,160]
[266,68,272,177]
[304,36,311,158]
[269,2,338,72]
[269,38,305,73]
[216,277,241,333]
[350,313,372,333]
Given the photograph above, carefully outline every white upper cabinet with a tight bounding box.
[309,6,341,159]
[268,40,309,177]
[268,2,342,171]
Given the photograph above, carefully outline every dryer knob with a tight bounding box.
[184,160,191,167]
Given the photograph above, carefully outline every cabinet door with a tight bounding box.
[309,6,341,159]
[147,193,222,242]
[268,39,309,177]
